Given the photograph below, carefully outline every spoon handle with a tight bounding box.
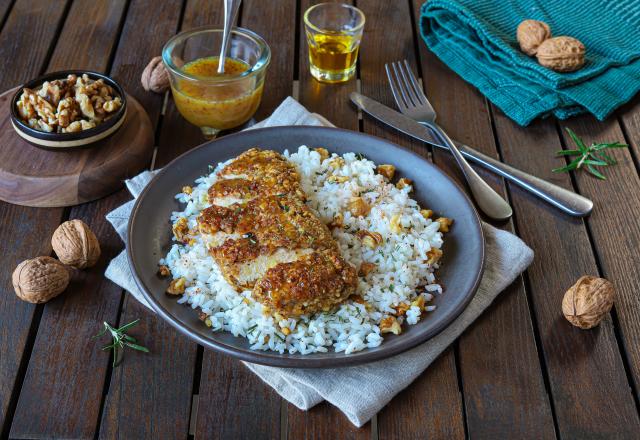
[218,0,242,74]
[427,122,513,221]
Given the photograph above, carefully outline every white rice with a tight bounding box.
[160,146,445,355]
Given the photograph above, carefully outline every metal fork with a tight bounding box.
[386,60,513,220]
[386,60,594,218]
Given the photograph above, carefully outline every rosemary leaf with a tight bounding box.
[553,128,628,179]
[587,164,606,180]
[93,319,149,367]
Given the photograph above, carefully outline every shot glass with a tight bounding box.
[162,26,271,139]
[304,3,365,83]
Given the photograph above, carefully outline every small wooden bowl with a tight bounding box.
[9,70,127,150]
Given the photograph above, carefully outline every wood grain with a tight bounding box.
[493,111,640,438]
[93,1,201,439]
[288,402,370,440]
[0,0,13,29]
[411,2,556,436]
[242,0,297,121]
[9,191,131,440]
[5,1,130,438]
[356,1,465,437]
[561,115,640,396]
[619,94,640,164]
[0,90,153,207]
[377,349,465,440]
[160,1,290,436]
[0,0,72,434]
[281,1,371,437]
[99,298,197,440]
[195,356,282,440]
[1,2,640,439]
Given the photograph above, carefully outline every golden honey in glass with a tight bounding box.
[163,27,271,138]
[304,3,365,83]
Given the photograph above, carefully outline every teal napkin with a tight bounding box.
[420,0,640,125]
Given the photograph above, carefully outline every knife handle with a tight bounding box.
[456,143,593,217]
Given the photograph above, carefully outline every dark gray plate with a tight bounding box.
[128,126,484,368]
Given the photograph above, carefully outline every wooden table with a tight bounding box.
[2,1,640,439]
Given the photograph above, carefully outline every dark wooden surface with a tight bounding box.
[1,1,640,439]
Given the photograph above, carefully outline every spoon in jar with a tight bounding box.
[217,0,242,74]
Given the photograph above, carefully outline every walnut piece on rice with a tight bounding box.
[380,316,402,335]
[436,217,453,232]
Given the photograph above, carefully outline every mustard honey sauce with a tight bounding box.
[171,56,264,131]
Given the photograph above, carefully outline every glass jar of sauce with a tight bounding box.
[163,27,271,138]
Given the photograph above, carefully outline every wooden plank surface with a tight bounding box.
[10,1,194,439]
[378,351,465,439]
[356,2,465,438]
[94,1,200,439]
[410,2,556,437]
[151,0,289,437]
[189,0,294,436]
[0,0,13,29]
[243,0,297,121]
[0,0,72,434]
[493,112,640,438]
[99,299,197,440]
[7,1,129,438]
[196,357,282,440]
[282,1,371,438]
[561,115,640,395]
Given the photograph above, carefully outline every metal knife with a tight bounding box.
[350,92,593,217]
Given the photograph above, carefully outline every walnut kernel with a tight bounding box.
[377,164,396,180]
[348,197,371,217]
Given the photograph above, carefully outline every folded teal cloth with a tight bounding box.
[420,0,640,125]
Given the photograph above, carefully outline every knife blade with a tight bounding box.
[349,91,594,217]
[350,92,444,149]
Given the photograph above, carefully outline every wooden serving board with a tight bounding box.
[0,86,154,207]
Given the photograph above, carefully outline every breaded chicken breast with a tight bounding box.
[198,148,357,317]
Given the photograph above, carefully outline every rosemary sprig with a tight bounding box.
[553,128,628,180]
[93,319,149,367]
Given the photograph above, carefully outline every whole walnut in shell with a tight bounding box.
[141,56,170,93]
[517,19,551,56]
[52,219,101,269]
[562,276,614,329]
[12,256,70,303]
[537,36,585,72]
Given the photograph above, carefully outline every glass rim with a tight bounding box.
[162,26,271,84]
[303,3,366,34]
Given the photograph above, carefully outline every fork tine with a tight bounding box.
[395,61,422,107]
[385,63,408,110]
[391,62,417,107]
[402,60,427,105]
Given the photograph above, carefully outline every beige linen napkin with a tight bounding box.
[105,97,533,427]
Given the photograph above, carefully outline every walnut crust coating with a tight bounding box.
[253,250,358,317]
[199,194,336,264]
[211,148,306,202]
[196,148,359,317]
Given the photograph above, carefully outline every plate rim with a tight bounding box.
[127,125,485,368]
